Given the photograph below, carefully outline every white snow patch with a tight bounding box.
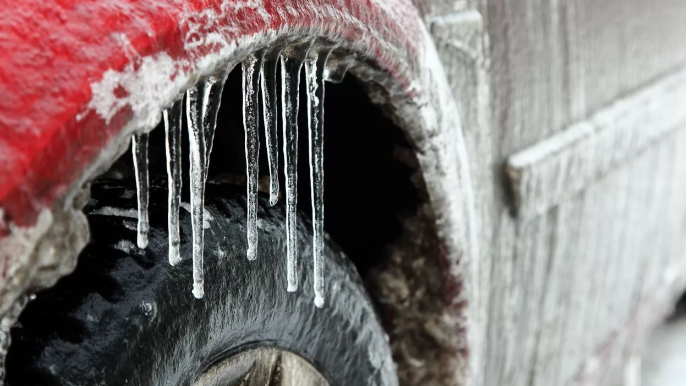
[88,52,184,129]
[90,207,138,219]
[114,239,137,253]
[215,245,227,259]
[120,189,136,199]
[180,202,213,229]
[141,301,156,318]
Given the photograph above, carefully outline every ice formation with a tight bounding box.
[281,42,312,293]
[201,73,228,181]
[242,53,261,261]
[132,133,149,249]
[186,84,208,299]
[139,44,335,305]
[164,99,183,266]
[305,49,331,307]
[260,48,283,206]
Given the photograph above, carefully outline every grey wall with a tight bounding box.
[421,0,685,385]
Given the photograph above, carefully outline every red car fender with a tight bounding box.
[0,0,479,384]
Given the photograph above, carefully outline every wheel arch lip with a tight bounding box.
[0,0,480,384]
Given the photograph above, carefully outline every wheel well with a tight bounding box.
[88,64,450,385]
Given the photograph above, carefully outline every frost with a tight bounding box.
[132,133,149,249]
[89,52,182,128]
[0,296,28,383]
[242,53,261,261]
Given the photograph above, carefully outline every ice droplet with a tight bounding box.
[243,53,262,261]
[132,132,149,249]
[186,84,207,299]
[306,48,331,308]
[164,99,183,265]
[281,41,313,292]
[261,47,283,206]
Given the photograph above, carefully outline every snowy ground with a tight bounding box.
[640,316,685,386]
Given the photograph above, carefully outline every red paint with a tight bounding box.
[0,0,422,229]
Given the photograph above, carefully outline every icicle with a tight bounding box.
[132,132,149,249]
[187,84,207,299]
[181,74,226,297]
[243,54,262,261]
[261,47,283,206]
[164,99,183,266]
[281,42,312,292]
[201,71,229,182]
[306,48,331,308]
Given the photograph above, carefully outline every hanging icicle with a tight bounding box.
[261,47,283,206]
[243,53,262,261]
[184,74,226,298]
[132,133,149,249]
[201,71,230,182]
[164,99,183,266]
[187,84,207,299]
[281,41,313,292]
[305,48,332,308]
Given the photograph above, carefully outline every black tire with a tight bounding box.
[6,179,397,386]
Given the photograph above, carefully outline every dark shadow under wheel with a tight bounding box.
[6,178,397,386]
